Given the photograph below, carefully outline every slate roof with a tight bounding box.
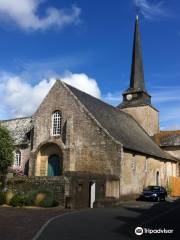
[0,117,32,145]
[65,82,175,161]
[129,16,145,92]
[154,131,180,147]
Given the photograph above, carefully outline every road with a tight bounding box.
[35,199,180,240]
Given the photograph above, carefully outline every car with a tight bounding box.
[139,185,167,202]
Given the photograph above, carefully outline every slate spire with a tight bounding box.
[118,16,152,109]
[129,15,145,91]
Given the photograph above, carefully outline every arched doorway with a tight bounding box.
[35,143,63,176]
[48,154,61,176]
[156,171,160,186]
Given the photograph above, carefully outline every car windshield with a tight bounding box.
[144,186,160,191]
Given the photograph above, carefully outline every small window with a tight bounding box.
[145,157,148,172]
[131,155,136,171]
[164,162,166,175]
[52,111,62,136]
[14,151,21,167]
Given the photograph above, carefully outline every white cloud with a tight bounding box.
[102,91,122,106]
[134,0,169,20]
[164,125,180,131]
[61,71,101,99]
[0,0,81,31]
[0,71,101,119]
[151,87,180,104]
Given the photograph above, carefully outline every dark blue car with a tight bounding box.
[139,186,167,201]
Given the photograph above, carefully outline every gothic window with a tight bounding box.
[52,111,62,136]
[14,151,21,167]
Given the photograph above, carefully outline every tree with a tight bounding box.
[0,125,14,191]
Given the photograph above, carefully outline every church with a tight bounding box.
[1,17,179,207]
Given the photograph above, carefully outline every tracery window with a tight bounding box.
[52,111,62,136]
[14,151,21,167]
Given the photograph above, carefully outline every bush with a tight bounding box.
[7,189,58,208]
[166,181,172,196]
[23,191,35,206]
[35,189,55,208]
[5,190,15,205]
[10,194,25,207]
[0,191,5,205]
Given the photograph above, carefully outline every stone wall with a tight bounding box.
[8,173,107,208]
[122,105,159,136]
[120,150,177,198]
[162,147,180,177]
[15,145,30,175]
[8,176,66,206]
[30,81,121,178]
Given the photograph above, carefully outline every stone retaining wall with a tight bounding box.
[8,176,67,207]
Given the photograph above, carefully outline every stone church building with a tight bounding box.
[1,17,179,207]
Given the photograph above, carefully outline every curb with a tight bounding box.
[32,210,84,240]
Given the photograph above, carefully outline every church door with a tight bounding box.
[48,154,60,176]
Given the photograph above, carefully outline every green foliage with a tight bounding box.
[7,189,58,208]
[5,190,15,204]
[10,194,25,207]
[166,181,172,195]
[0,191,6,205]
[35,189,55,208]
[24,191,37,206]
[0,125,14,174]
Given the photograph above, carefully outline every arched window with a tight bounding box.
[14,151,21,167]
[52,111,62,136]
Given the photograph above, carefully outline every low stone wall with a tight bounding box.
[8,176,67,207]
[7,172,116,208]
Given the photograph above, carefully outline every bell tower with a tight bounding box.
[117,16,159,136]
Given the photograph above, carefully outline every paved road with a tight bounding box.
[35,200,180,240]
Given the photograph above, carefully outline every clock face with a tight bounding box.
[126,94,133,101]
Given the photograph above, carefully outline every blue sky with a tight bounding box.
[0,0,179,130]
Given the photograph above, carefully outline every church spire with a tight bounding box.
[117,16,159,136]
[118,16,151,109]
[129,15,145,91]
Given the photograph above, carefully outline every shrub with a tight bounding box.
[10,194,25,207]
[7,189,58,208]
[0,191,5,205]
[5,190,15,205]
[34,189,55,208]
[166,181,172,196]
[24,191,37,206]
[34,192,47,206]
